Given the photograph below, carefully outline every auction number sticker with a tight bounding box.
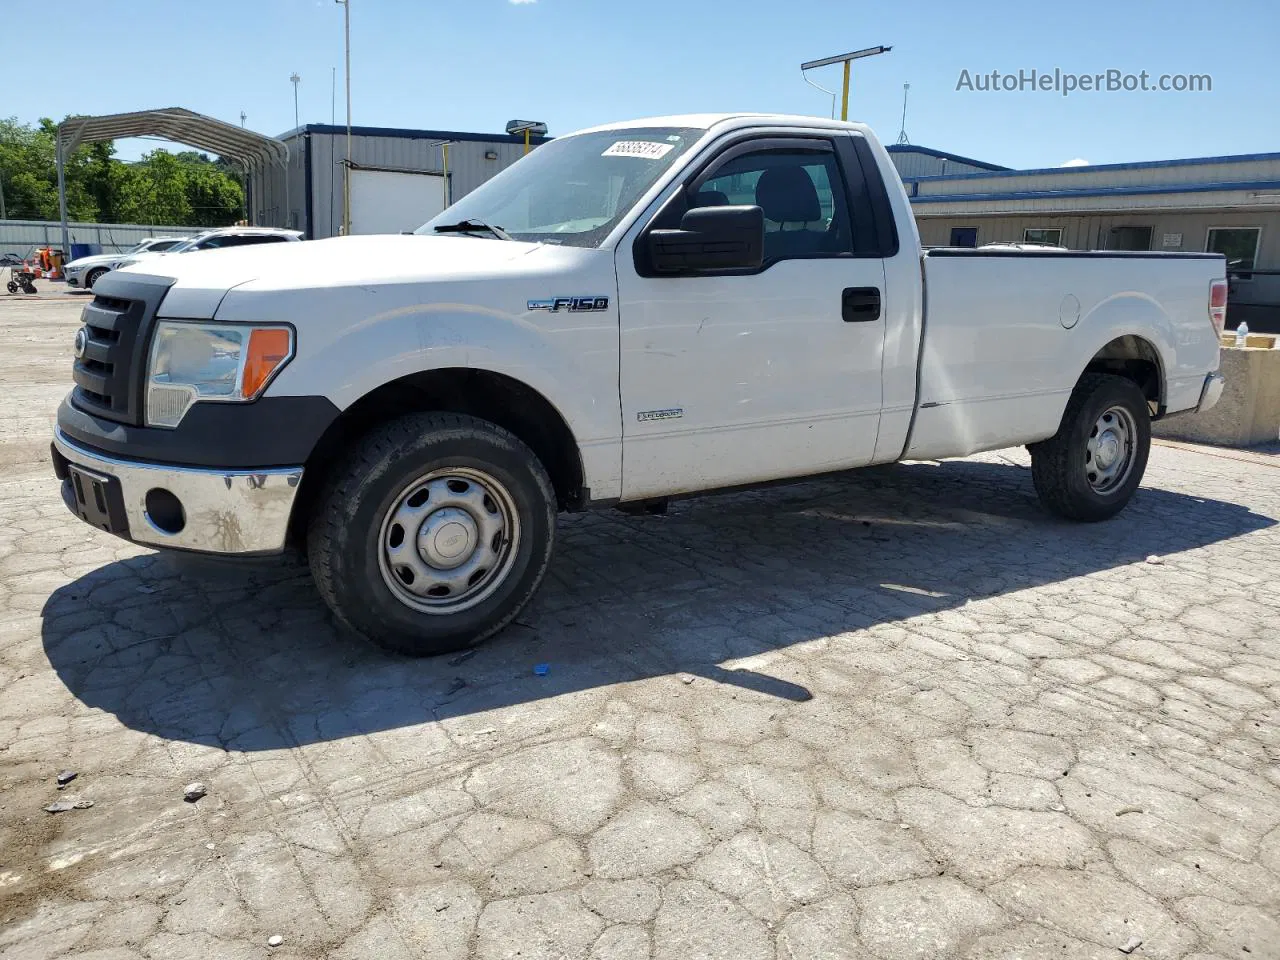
[603,141,675,159]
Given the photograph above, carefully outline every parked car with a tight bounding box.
[63,237,185,289]
[113,227,303,269]
[51,113,1226,656]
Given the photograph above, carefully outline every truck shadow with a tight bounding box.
[40,458,1275,751]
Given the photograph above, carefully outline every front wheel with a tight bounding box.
[1030,373,1151,522]
[5,281,16,294]
[307,413,557,656]
[85,267,107,289]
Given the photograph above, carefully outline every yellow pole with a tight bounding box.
[841,60,851,121]
[524,128,531,155]
[442,143,450,206]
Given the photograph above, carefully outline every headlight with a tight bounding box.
[145,321,294,428]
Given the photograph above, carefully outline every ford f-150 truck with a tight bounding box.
[51,114,1228,655]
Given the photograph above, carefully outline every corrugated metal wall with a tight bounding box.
[915,210,1280,305]
[0,219,203,259]
[887,152,1000,179]
[252,129,536,240]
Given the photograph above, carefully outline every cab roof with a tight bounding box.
[572,113,874,138]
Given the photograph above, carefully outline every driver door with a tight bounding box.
[614,132,888,500]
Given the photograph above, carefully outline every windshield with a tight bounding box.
[417,127,704,247]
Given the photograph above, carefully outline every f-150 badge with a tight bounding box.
[527,297,610,313]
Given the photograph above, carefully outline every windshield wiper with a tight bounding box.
[432,219,513,241]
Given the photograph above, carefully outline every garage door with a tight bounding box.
[349,169,447,235]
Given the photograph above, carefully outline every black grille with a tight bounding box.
[70,274,174,425]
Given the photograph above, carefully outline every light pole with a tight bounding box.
[800,45,892,121]
[335,0,352,235]
[290,72,301,131]
[505,120,548,156]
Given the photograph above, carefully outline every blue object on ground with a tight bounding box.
[533,663,550,676]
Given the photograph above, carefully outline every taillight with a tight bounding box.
[1209,279,1228,337]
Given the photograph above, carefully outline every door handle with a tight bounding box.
[842,287,881,322]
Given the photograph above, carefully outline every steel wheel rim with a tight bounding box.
[377,467,521,614]
[1085,405,1137,494]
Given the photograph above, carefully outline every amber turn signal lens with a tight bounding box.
[242,328,292,398]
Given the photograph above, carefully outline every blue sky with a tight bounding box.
[7,0,1278,168]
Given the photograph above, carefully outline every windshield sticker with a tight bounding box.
[603,140,675,159]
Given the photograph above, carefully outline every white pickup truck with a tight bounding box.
[52,113,1227,655]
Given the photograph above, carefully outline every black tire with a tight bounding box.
[307,412,557,656]
[1030,373,1151,522]
[5,281,16,294]
[85,268,107,289]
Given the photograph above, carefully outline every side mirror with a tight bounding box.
[648,205,764,273]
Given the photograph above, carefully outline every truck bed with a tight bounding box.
[904,248,1225,460]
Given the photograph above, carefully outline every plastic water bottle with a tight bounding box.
[1235,321,1249,347]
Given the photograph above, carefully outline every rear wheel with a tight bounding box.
[5,281,16,294]
[307,413,557,656]
[1030,373,1151,522]
[85,267,107,289]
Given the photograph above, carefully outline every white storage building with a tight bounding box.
[250,123,549,240]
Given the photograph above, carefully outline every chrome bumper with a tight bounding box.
[1197,372,1226,413]
[52,428,303,555]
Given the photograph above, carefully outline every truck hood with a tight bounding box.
[118,234,560,317]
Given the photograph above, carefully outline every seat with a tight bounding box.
[692,189,730,208]
[755,166,829,259]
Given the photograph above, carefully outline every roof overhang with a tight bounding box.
[57,107,288,168]
[910,185,1280,217]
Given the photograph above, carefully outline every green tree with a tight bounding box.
[0,116,96,220]
[0,116,246,226]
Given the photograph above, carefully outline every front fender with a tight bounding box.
[218,282,623,499]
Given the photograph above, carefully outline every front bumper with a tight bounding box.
[65,273,82,287]
[1197,372,1226,413]
[51,428,303,556]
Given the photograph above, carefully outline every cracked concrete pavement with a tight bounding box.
[2,295,1280,959]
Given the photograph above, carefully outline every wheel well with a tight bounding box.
[292,370,586,540]
[1083,336,1164,413]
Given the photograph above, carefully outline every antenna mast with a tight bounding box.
[896,83,911,144]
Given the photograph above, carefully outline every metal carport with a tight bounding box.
[55,107,290,253]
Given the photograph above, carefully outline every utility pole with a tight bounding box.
[336,0,352,235]
[290,73,302,131]
[240,111,247,128]
[800,45,892,121]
